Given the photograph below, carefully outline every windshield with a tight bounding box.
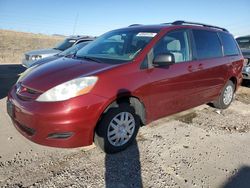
[54,39,76,51]
[76,29,159,64]
[58,41,90,56]
[236,37,250,49]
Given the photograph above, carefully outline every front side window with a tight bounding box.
[220,33,240,56]
[76,29,159,64]
[193,30,223,59]
[153,30,191,63]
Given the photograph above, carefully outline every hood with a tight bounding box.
[25,48,61,56]
[241,49,250,58]
[20,57,118,92]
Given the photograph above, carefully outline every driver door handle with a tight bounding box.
[188,65,195,72]
[197,63,203,70]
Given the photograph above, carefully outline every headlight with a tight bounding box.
[31,55,42,61]
[36,76,98,102]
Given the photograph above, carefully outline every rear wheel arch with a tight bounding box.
[213,79,235,109]
[229,76,237,91]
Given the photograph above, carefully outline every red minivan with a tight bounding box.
[7,21,243,153]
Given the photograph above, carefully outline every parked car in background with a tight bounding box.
[236,35,250,80]
[8,21,243,154]
[0,65,26,99]
[22,35,95,68]
[28,41,92,68]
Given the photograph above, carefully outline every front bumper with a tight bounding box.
[7,88,108,148]
[242,66,250,80]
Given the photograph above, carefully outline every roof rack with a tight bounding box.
[171,20,228,32]
[129,24,142,27]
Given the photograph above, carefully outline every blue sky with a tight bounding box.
[0,0,249,37]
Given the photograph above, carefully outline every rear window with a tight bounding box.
[236,37,250,50]
[54,39,76,51]
[193,30,223,59]
[220,33,240,56]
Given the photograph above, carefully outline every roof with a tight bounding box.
[236,35,250,39]
[125,20,229,33]
[67,35,96,40]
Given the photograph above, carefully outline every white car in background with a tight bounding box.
[22,35,95,67]
[28,41,92,68]
[236,35,250,80]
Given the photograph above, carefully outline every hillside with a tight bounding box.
[0,30,64,64]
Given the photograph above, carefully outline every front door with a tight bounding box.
[145,29,205,120]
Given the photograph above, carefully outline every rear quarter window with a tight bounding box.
[219,32,240,56]
[192,30,223,59]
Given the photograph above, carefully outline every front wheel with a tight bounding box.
[94,103,140,154]
[212,80,235,109]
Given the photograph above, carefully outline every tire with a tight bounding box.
[212,80,235,109]
[94,103,140,154]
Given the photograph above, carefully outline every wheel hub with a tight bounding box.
[223,85,233,105]
[107,112,135,147]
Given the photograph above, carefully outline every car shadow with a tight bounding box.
[0,64,26,99]
[105,141,142,188]
[222,166,250,188]
[104,89,143,188]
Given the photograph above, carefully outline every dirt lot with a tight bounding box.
[0,84,249,187]
[0,30,250,187]
[0,30,63,64]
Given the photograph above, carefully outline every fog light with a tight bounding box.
[47,132,74,139]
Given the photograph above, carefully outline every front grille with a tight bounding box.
[26,87,40,94]
[243,52,250,56]
[15,121,35,136]
[25,54,29,61]
[16,84,42,101]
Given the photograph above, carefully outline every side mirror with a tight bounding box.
[153,53,175,67]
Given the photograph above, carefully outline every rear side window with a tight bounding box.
[192,30,223,59]
[219,33,240,56]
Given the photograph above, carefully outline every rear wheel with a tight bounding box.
[213,80,235,109]
[94,103,140,154]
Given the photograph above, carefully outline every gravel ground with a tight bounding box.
[0,86,250,188]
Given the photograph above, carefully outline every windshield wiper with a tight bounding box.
[55,53,62,57]
[53,47,64,51]
[76,56,103,64]
[64,53,75,58]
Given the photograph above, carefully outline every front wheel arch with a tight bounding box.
[100,96,146,126]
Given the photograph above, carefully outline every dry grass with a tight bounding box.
[0,30,64,64]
